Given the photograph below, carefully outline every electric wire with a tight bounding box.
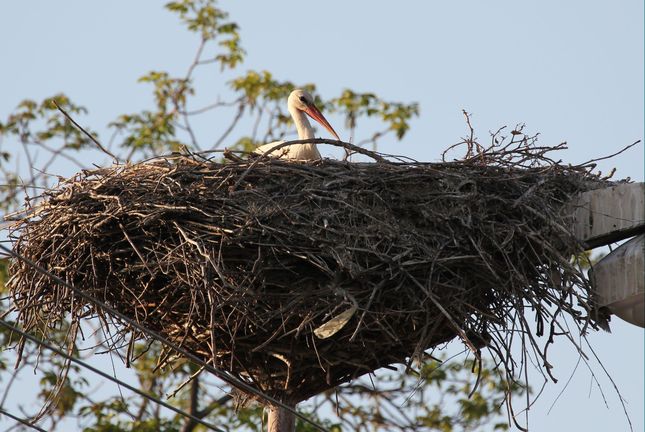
[0,406,48,432]
[0,243,328,432]
[0,319,226,432]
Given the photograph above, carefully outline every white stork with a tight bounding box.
[254,89,339,160]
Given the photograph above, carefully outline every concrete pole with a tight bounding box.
[266,404,295,432]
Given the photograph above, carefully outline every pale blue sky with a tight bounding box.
[0,1,643,431]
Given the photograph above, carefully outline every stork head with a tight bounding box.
[288,89,340,141]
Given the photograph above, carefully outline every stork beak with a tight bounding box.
[304,103,340,141]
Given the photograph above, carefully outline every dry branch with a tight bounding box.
[7,142,616,404]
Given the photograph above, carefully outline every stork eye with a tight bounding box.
[299,96,307,103]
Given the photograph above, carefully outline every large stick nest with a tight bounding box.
[8,143,612,403]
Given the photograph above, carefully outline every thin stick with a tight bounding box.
[579,140,641,166]
[52,100,120,163]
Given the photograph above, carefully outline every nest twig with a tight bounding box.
[7,140,613,404]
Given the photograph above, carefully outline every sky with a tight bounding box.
[0,1,643,431]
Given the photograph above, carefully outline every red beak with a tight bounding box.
[304,104,340,141]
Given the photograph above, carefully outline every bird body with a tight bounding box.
[260,140,321,160]
[254,89,339,160]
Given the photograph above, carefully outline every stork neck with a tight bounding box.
[290,107,315,140]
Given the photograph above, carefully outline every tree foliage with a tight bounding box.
[0,1,521,431]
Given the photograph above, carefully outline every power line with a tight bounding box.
[0,319,225,432]
[0,243,328,432]
[0,406,48,432]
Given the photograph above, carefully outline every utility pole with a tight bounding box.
[570,182,644,327]
[267,405,295,432]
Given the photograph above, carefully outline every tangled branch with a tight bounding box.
[7,140,615,407]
